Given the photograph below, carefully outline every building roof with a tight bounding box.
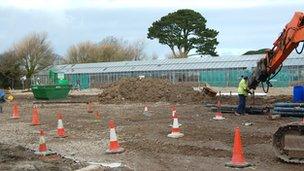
[38,53,304,75]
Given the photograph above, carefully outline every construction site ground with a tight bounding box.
[1,91,304,170]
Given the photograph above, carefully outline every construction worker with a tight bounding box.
[235,76,251,115]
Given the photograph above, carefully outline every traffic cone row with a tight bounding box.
[165,104,252,168]
[6,102,118,156]
[34,112,68,155]
[7,101,253,169]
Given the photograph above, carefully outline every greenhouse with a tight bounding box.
[34,54,304,89]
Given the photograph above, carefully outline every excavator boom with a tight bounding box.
[248,12,304,90]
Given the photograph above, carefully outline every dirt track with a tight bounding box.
[0,94,303,170]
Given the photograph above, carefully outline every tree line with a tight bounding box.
[0,9,220,88]
[0,33,149,88]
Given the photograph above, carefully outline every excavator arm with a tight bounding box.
[248,12,304,91]
[248,12,304,164]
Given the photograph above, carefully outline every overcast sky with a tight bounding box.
[0,0,303,58]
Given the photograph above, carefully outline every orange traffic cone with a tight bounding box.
[35,130,53,156]
[213,100,225,120]
[143,105,150,116]
[87,101,93,113]
[167,114,184,138]
[55,113,67,138]
[106,120,125,154]
[11,103,20,119]
[225,127,252,168]
[31,105,40,126]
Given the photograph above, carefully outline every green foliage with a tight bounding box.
[147,9,219,58]
[243,48,268,55]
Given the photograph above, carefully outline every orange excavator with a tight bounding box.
[248,12,304,163]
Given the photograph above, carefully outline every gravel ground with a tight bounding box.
[0,94,303,170]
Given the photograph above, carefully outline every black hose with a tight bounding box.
[261,65,282,93]
[270,65,283,80]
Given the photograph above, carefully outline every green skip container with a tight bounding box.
[31,84,72,100]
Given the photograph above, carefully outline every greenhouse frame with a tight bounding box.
[35,54,304,89]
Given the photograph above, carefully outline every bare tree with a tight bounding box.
[97,36,127,62]
[65,36,147,63]
[129,39,147,61]
[66,41,97,63]
[14,32,55,87]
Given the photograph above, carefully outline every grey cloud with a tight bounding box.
[0,5,303,57]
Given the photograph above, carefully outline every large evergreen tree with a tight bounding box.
[148,9,219,58]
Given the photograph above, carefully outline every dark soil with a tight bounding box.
[98,78,205,104]
[0,143,85,171]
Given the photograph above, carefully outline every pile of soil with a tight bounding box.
[98,78,205,103]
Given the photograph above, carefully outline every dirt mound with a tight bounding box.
[98,78,205,103]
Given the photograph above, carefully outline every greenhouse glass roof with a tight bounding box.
[38,54,304,75]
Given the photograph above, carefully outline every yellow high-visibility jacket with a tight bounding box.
[238,78,249,96]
